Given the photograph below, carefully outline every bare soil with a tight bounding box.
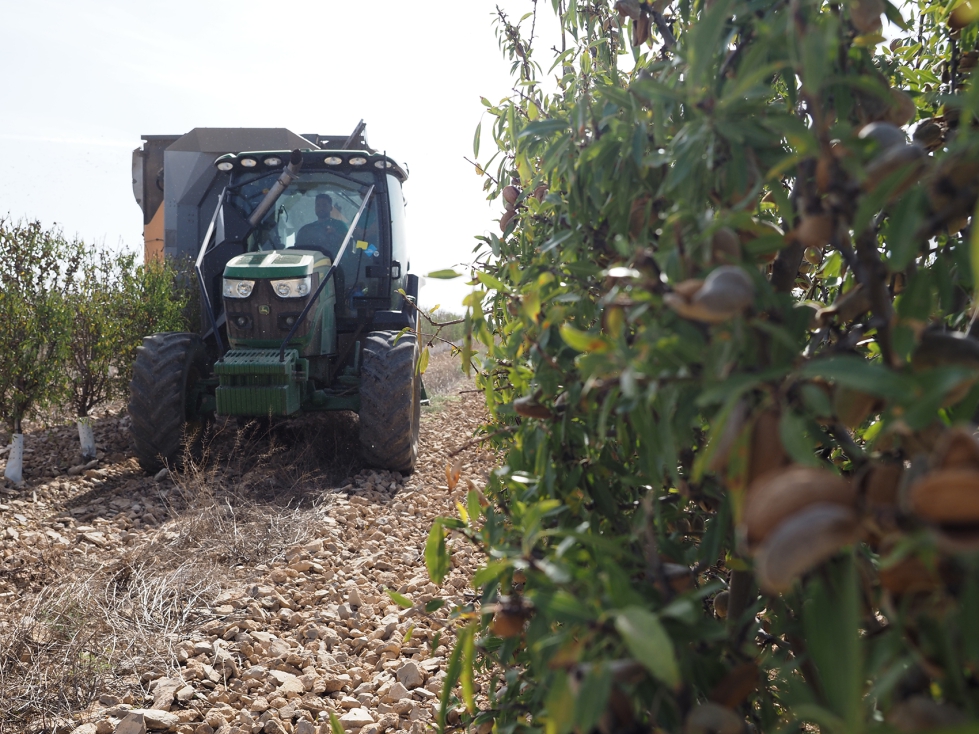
[0,347,492,734]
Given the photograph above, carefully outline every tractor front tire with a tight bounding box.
[128,332,212,473]
[359,331,421,473]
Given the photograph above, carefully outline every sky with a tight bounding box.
[0,0,555,311]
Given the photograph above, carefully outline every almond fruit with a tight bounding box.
[744,465,855,546]
[908,468,979,525]
[754,502,861,593]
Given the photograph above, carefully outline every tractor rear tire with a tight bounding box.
[359,331,421,473]
[128,332,212,473]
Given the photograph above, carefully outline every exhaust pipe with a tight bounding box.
[248,149,303,227]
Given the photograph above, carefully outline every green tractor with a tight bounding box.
[128,125,422,473]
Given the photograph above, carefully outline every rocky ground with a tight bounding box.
[0,348,492,734]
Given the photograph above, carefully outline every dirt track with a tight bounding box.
[0,349,491,734]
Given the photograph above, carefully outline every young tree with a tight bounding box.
[0,219,80,483]
[65,247,188,459]
[428,1,979,732]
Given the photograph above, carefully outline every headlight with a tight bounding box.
[240,158,257,168]
[271,276,311,298]
[223,279,255,298]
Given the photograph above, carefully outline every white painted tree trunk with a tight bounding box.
[3,434,24,485]
[77,416,96,460]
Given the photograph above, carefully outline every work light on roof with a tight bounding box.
[263,156,282,167]
[348,157,367,166]
[374,160,393,169]
[240,158,257,168]
[216,161,234,172]
[324,156,342,165]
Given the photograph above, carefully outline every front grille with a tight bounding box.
[225,275,319,341]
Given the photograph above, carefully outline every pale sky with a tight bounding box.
[0,0,553,311]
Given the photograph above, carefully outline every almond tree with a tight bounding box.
[424,1,979,732]
[0,219,80,483]
[65,247,188,459]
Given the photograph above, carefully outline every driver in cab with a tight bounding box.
[296,194,344,257]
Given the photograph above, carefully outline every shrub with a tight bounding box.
[0,219,79,435]
[429,2,979,732]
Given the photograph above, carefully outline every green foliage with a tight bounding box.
[0,219,80,433]
[426,1,979,732]
[0,217,187,439]
[64,247,187,417]
[111,256,191,388]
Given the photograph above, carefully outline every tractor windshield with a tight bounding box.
[227,170,385,317]
[228,170,377,255]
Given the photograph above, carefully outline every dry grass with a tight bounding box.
[0,417,350,731]
[0,553,220,730]
[423,343,470,399]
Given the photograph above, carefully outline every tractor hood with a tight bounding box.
[223,251,318,279]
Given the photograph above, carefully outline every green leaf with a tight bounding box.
[799,356,912,400]
[802,557,863,728]
[328,712,345,734]
[438,625,467,731]
[460,623,477,713]
[473,121,482,158]
[466,489,482,527]
[882,0,910,30]
[417,347,430,376]
[476,270,511,293]
[614,606,680,689]
[779,410,820,467]
[385,589,414,609]
[472,560,510,589]
[544,671,576,734]
[425,521,450,584]
[559,324,607,353]
[518,118,569,140]
[427,269,462,279]
[425,598,446,613]
[571,663,612,733]
[684,0,734,91]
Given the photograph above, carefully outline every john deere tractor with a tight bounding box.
[128,124,422,473]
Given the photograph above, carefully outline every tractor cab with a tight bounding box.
[200,149,412,359]
[128,125,423,475]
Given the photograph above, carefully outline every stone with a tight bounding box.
[339,709,375,730]
[270,670,306,697]
[151,678,182,711]
[295,722,317,734]
[213,646,239,678]
[395,662,423,690]
[127,709,181,731]
[73,725,98,734]
[381,682,408,703]
[323,674,351,693]
[115,714,148,734]
[96,721,115,734]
